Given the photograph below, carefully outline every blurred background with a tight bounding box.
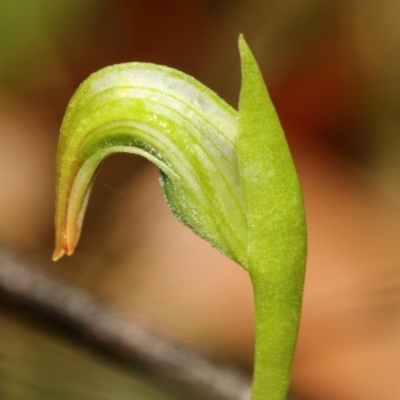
[1,0,400,399]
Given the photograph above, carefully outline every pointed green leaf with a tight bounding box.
[237,35,307,400]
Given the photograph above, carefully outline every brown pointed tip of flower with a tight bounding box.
[52,247,65,261]
[52,231,76,261]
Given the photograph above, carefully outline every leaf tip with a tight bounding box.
[238,33,250,57]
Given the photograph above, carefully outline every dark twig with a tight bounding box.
[0,246,251,400]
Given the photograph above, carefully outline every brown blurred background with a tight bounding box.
[1,0,400,399]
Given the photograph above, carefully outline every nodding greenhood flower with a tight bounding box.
[53,35,306,400]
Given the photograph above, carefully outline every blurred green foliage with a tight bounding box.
[0,0,97,88]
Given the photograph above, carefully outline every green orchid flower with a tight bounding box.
[53,35,307,400]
